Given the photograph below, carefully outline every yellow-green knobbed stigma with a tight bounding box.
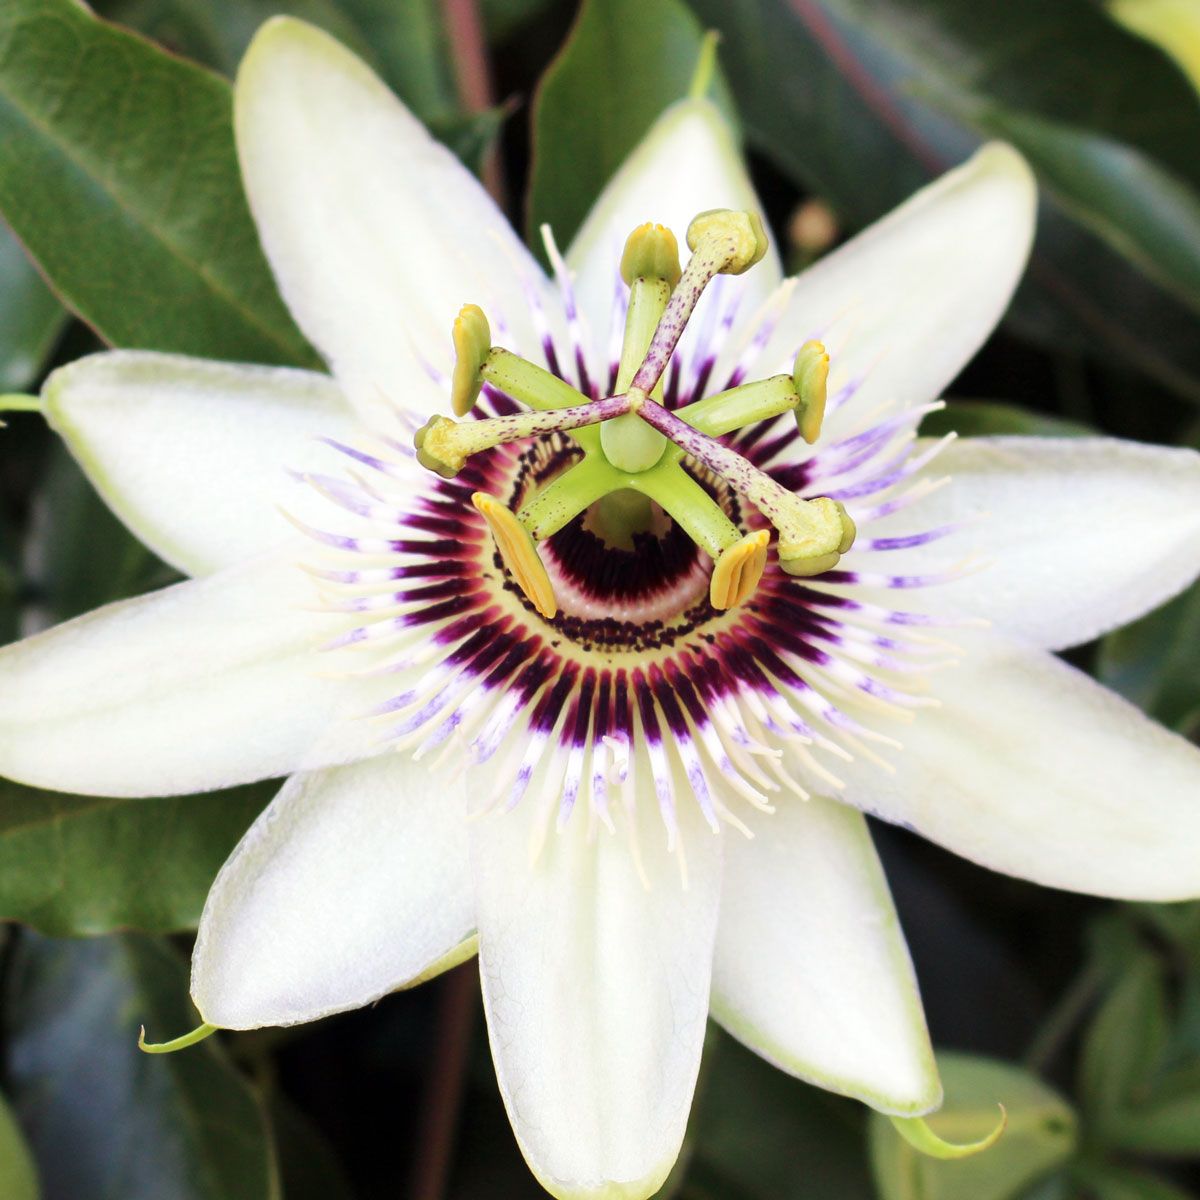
[415,213,855,612]
[890,1106,1008,1160]
[792,340,830,445]
[450,303,492,416]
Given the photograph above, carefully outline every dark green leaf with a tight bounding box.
[921,400,1092,439]
[1071,1162,1195,1200]
[688,0,1200,405]
[528,0,733,252]
[1097,582,1200,732]
[0,1087,38,1200]
[869,1054,1076,1200]
[0,0,316,366]
[0,224,66,392]
[0,779,267,936]
[1079,953,1169,1125]
[1109,1074,1200,1157]
[22,442,172,625]
[968,107,1200,316]
[3,934,279,1200]
[268,1094,355,1200]
[680,1029,874,1199]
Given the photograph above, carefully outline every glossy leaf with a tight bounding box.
[869,1054,1077,1200]
[0,1088,38,1200]
[0,779,269,936]
[528,0,733,251]
[0,225,65,392]
[0,0,316,366]
[3,934,279,1200]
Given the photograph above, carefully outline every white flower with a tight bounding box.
[4,16,1200,1199]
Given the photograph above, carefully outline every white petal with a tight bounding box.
[235,17,552,422]
[0,556,387,796]
[567,99,781,383]
[856,436,1200,650]
[472,799,721,1200]
[840,633,1200,901]
[759,143,1036,435]
[192,754,473,1028]
[711,796,939,1115]
[44,351,358,576]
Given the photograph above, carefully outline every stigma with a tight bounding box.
[414,212,850,615]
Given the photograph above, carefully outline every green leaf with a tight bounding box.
[0,225,65,392]
[680,1029,875,1199]
[22,441,172,625]
[687,0,1200,406]
[1097,581,1200,732]
[1070,1162,1196,1200]
[0,778,268,936]
[0,0,316,366]
[0,1088,38,1200]
[868,1054,1077,1200]
[921,401,1092,440]
[1079,953,1169,1126]
[268,1094,355,1200]
[1109,1073,1200,1156]
[3,934,279,1200]
[528,0,733,252]
[968,107,1200,316]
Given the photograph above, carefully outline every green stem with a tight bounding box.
[518,454,623,540]
[628,462,741,560]
[0,394,41,412]
[138,1022,219,1054]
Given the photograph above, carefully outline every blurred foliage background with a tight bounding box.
[0,0,1199,1196]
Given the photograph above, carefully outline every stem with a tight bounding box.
[441,0,506,205]
[628,462,741,560]
[674,375,798,443]
[0,394,41,412]
[1023,960,1106,1074]
[688,30,722,100]
[518,454,623,540]
[409,964,477,1200]
[451,393,629,457]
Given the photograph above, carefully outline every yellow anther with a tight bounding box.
[473,492,558,620]
[686,209,769,275]
[620,223,682,287]
[777,498,856,577]
[793,340,830,444]
[450,304,492,416]
[414,416,465,478]
[710,530,770,611]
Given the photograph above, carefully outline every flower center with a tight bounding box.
[296,212,970,859]
[413,212,853,619]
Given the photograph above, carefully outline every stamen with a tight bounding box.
[473,492,558,619]
[792,340,829,444]
[710,530,769,611]
[450,304,492,416]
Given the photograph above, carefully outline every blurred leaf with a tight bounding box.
[3,934,279,1200]
[680,1029,874,1199]
[688,0,1200,404]
[0,1088,38,1200]
[0,779,267,936]
[0,0,316,366]
[528,0,733,252]
[1107,1065,1200,1156]
[482,0,561,43]
[1079,953,1169,1126]
[268,1094,355,1200]
[1108,0,1200,95]
[1097,582,1200,731]
[1071,1162,1196,1200]
[967,107,1200,316]
[869,1054,1077,1200]
[21,442,172,626]
[0,225,66,393]
[921,401,1092,439]
[431,105,512,177]
[98,0,377,86]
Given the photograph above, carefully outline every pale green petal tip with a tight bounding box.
[138,1021,220,1055]
[890,1103,1008,1160]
